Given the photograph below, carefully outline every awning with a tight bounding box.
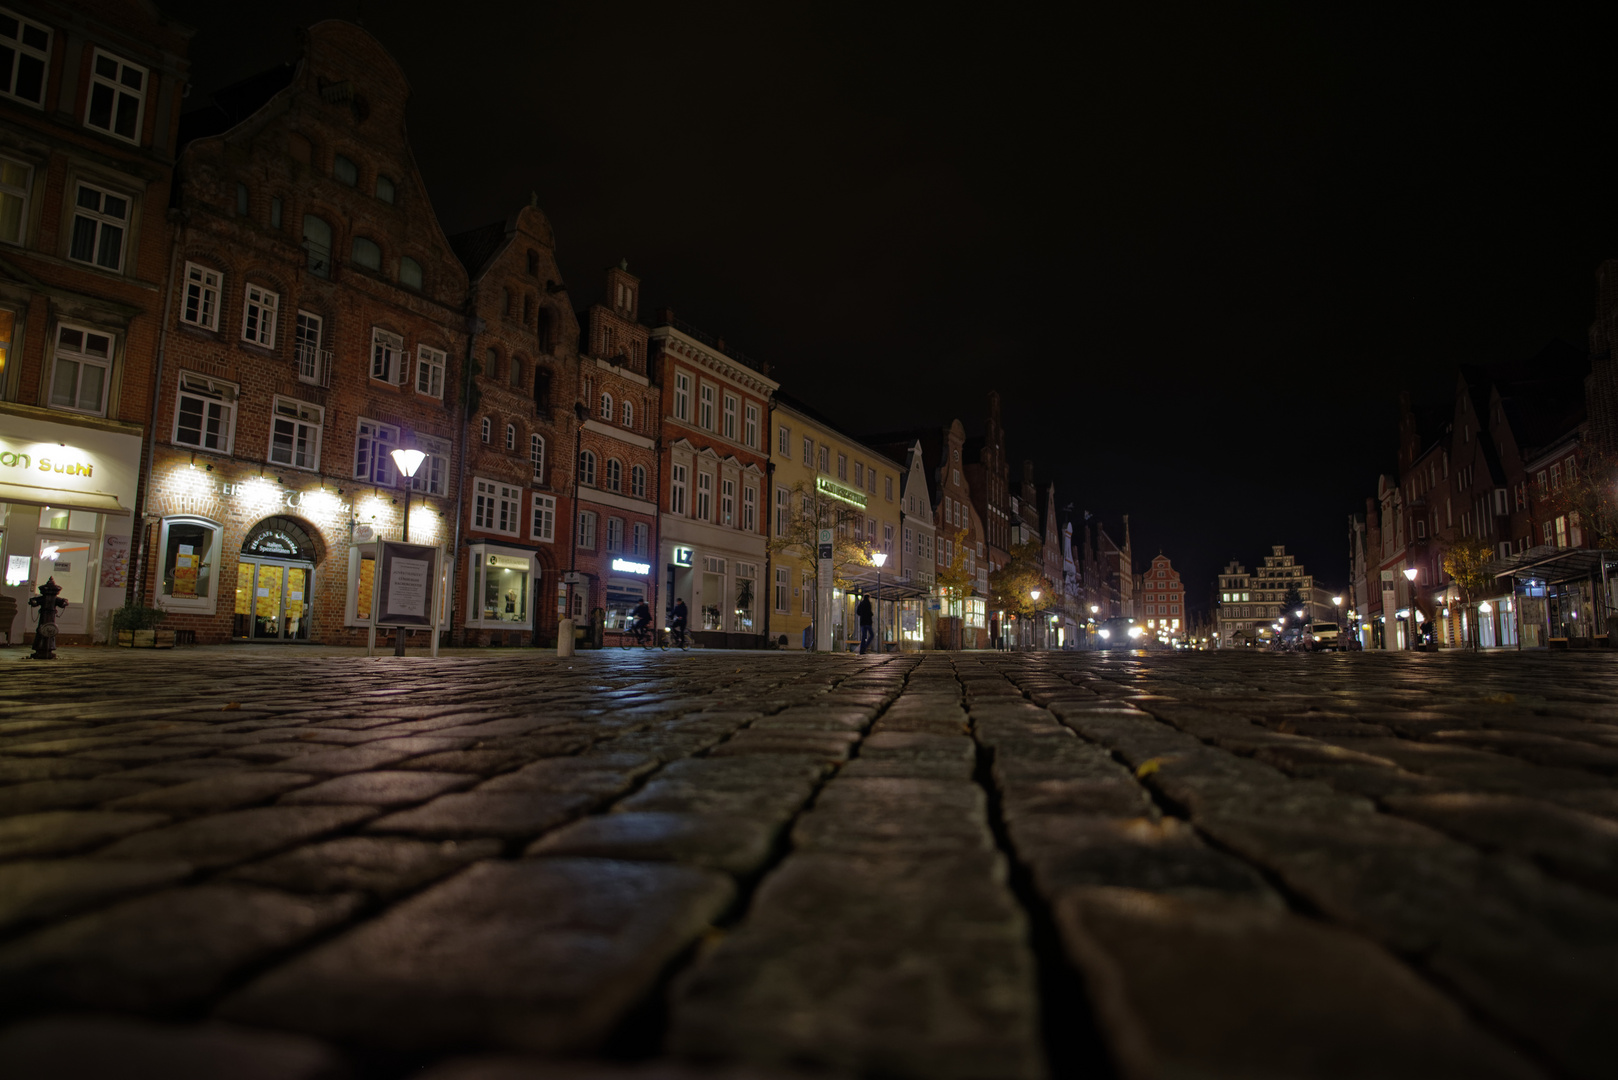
[843,572,931,602]
[1493,545,1618,586]
[0,481,130,516]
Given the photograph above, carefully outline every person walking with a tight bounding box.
[856,593,874,654]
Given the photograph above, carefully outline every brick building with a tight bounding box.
[964,390,1011,644]
[570,263,660,639]
[449,201,577,646]
[142,21,467,644]
[0,0,191,644]
[1140,552,1187,642]
[650,315,775,646]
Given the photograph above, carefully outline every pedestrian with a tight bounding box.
[856,592,874,654]
[671,597,688,646]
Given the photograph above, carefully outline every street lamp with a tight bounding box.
[1404,566,1419,649]
[870,550,887,655]
[389,446,427,656]
[1029,588,1041,652]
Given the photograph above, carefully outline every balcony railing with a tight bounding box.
[295,342,333,387]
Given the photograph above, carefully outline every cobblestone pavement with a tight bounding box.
[1,646,1616,1079]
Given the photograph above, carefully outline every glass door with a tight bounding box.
[234,560,314,640]
[254,563,284,638]
[37,534,91,635]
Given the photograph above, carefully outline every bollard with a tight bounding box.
[557,618,575,657]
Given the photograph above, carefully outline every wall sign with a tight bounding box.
[817,476,867,508]
[673,546,694,566]
[611,558,651,575]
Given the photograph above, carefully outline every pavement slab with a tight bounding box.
[0,646,1614,1079]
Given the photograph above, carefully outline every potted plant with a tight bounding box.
[112,604,173,648]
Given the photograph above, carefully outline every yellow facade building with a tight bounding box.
[767,396,907,650]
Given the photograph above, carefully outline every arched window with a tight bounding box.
[631,464,647,498]
[376,175,396,203]
[484,347,499,382]
[622,400,633,429]
[399,257,422,290]
[530,434,544,480]
[351,237,381,271]
[599,392,612,421]
[605,457,622,492]
[534,366,551,407]
[535,307,553,353]
[523,295,533,325]
[505,423,516,451]
[579,449,596,486]
[510,356,523,388]
[480,416,491,443]
[301,215,332,278]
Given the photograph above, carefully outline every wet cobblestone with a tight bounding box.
[0,646,1615,1078]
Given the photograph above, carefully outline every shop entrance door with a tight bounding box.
[234,560,312,640]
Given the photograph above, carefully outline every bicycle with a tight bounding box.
[663,624,690,651]
[619,622,659,650]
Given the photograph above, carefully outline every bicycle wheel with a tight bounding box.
[618,632,634,651]
[657,628,669,651]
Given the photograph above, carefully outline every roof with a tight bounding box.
[177,64,297,149]
[1492,544,1618,585]
[447,221,509,280]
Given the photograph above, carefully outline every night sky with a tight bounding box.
[162,1,1618,611]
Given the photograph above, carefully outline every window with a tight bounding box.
[302,215,332,277]
[696,470,712,520]
[530,434,545,481]
[480,416,491,443]
[172,372,237,453]
[156,516,221,612]
[854,462,864,488]
[181,263,221,329]
[355,419,399,484]
[474,478,520,535]
[235,183,249,216]
[883,523,893,552]
[0,155,27,245]
[671,462,688,514]
[723,393,737,439]
[50,324,112,414]
[370,327,405,384]
[579,449,596,486]
[1537,470,1547,491]
[408,436,450,497]
[818,446,829,473]
[622,400,634,429]
[416,344,446,398]
[674,371,690,421]
[399,257,422,290]
[376,175,395,203]
[778,425,790,456]
[600,391,613,420]
[904,527,914,555]
[744,403,758,448]
[1567,458,1578,482]
[505,423,516,451]
[1550,463,1561,490]
[699,384,715,430]
[531,493,556,542]
[534,366,552,407]
[241,284,279,348]
[803,436,813,466]
[885,476,894,501]
[0,9,50,106]
[85,50,146,143]
[802,570,813,614]
[69,182,128,271]
[776,486,789,536]
[620,462,642,498]
[632,522,648,556]
[721,477,735,525]
[775,566,789,613]
[271,196,282,230]
[269,397,322,470]
[333,154,358,186]
[605,457,622,492]
[837,454,847,480]
[578,510,597,549]
[351,237,381,271]
[606,516,624,552]
[743,484,756,532]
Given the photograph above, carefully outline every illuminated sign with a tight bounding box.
[612,557,651,575]
[816,476,866,508]
[673,546,694,566]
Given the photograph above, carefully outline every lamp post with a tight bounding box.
[1403,566,1419,649]
[871,550,887,655]
[1030,588,1041,651]
[389,446,427,656]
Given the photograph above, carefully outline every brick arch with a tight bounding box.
[242,513,327,566]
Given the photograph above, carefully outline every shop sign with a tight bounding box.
[816,476,866,509]
[611,558,651,575]
[673,546,694,566]
[0,447,95,477]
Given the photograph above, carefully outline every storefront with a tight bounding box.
[144,447,451,644]
[1490,546,1617,648]
[660,536,767,648]
[602,556,652,632]
[1,406,142,644]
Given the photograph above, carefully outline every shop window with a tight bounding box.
[734,562,756,632]
[173,371,237,453]
[50,323,113,415]
[0,10,49,107]
[0,155,29,245]
[69,181,128,272]
[156,515,222,612]
[182,262,222,329]
[604,577,647,631]
[466,546,532,629]
[85,49,146,143]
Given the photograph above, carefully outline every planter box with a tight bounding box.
[117,629,176,649]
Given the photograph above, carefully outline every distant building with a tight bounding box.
[1140,553,1187,642]
[1216,545,1330,646]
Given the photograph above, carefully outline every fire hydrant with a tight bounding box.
[28,577,67,660]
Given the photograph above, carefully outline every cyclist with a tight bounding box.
[670,597,689,647]
[629,599,652,644]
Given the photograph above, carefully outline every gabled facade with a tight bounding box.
[1141,553,1186,642]
[143,21,467,646]
[451,202,578,646]
[0,0,192,644]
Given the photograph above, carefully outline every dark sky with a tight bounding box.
[162,0,1618,609]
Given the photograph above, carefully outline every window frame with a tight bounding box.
[578,509,597,549]
[695,470,713,521]
[84,48,147,144]
[505,423,517,451]
[530,433,546,482]
[630,463,647,498]
[68,180,130,273]
[699,382,715,430]
[241,282,279,348]
[415,343,446,398]
[670,462,688,515]
[154,514,223,614]
[722,392,737,439]
[473,477,522,536]
[674,371,690,421]
[355,417,399,484]
[0,7,50,108]
[600,391,613,421]
[171,371,237,454]
[531,492,556,542]
[744,403,758,448]
[407,435,451,497]
[181,262,222,330]
[579,449,597,487]
[0,153,33,245]
[268,395,323,472]
[370,327,406,385]
[48,322,114,416]
[605,457,623,492]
